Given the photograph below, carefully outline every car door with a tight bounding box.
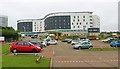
[15,42,25,51]
[117,41,120,47]
[23,42,33,51]
[82,42,88,48]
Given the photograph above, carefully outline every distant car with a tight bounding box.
[101,38,114,42]
[73,42,93,49]
[62,39,71,42]
[110,40,120,47]
[10,41,42,53]
[71,40,80,45]
[30,41,44,48]
[67,39,72,44]
[48,40,58,45]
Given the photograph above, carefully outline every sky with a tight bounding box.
[0,0,119,32]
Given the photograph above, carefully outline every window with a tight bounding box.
[77,16,79,18]
[90,22,93,24]
[90,19,92,21]
[73,19,75,22]
[73,26,75,28]
[83,16,85,18]
[78,19,79,22]
[83,19,85,21]
[90,26,93,27]
[78,26,79,28]
[23,42,31,46]
[89,16,92,17]
[77,23,78,25]
[15,42,23,46]
[64,20,66,22]
[86,22,88,25]
[80,23,81,25]
[74,16,75,18]
[72,23,73,25]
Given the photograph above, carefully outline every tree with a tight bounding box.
[1,26,19,42]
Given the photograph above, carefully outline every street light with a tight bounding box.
[23,26,26,32]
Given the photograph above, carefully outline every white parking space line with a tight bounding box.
[55,60,119,63]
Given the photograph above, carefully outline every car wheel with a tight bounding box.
[12,49,17,53]
[78,46,82,50]
[32,49,36,53]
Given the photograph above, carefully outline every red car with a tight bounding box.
[10,41,42,53]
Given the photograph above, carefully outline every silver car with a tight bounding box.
[71,40,80,45]
[73,42,93,49]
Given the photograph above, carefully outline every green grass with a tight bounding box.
[83,48,118,51]
[2,44,10,54]
[2,55,50,67]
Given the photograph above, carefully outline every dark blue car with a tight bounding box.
[110,40,120,47]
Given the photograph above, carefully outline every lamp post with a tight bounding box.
[23,26,26,32]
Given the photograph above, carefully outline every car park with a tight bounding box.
[48,40,58,45]
[110,40,120,47]
[10,41,42,53]
[73,42,93,49]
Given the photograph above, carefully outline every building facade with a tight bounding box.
[118,1,120,32]
[17,12,100,36]
[0,15,8,27]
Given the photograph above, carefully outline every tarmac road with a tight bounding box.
[52,41,118,67]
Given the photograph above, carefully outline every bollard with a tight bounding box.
[36,56,42,64]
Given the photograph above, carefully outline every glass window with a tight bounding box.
[83,19,85,21]
[77,16,79,18]
[90,19,92,21]
[74,16,75,18]
[86,22,88,24]
[80,23,81,25]
[72,23,73,25]
[23,42,31,46]
[78,26,79,28]
[90,22,93,24]
[78,19,79,22]
[83,16,85,18]
[90,26,93,27]
[73,19,75,22]
[77,23,78,25]
[73,26,75,28]
[89,16,92,17]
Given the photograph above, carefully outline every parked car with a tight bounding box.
[62,39,71,42]
[71,40,80,45]
[73,42,93,49]
[30,41,44,48]
[48,40,58,45]
[67,39,72,44]
[10,41,42,53]
[110,40,120,47]
[101,38,114,42]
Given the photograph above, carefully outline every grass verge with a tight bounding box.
[2,55,50,67]
[2,44,10,54]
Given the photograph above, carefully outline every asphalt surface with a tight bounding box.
[52,41,118,67]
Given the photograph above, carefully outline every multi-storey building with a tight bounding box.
[17,12,100,36]
[0,15,8,27]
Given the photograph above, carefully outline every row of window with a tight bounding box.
[72,22,93,25]
[73,16,92,18]
[73,26,93,28]
[73,19,92,22]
